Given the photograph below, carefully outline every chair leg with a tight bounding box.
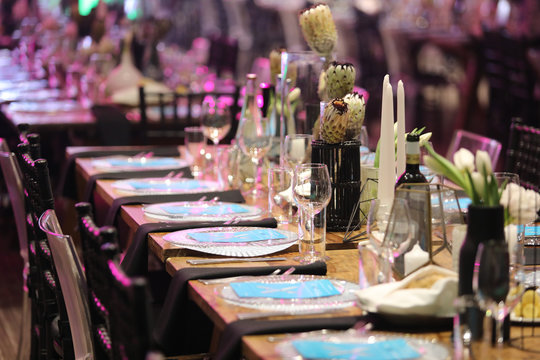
[16,289,32,360]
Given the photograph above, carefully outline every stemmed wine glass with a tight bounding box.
[293,163,332,263]
[473,240,524,345]
[237,112,273,198]
[200,95,232,177]
[283,134,312,169]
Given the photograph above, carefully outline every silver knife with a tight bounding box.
[187,257,288,265]
[237,307,345,320]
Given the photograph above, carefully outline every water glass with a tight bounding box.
[184,126,206,178]
[298,207,327,263]
[268,167,295,224]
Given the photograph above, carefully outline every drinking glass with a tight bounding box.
[201,95,232,176]
[293,163,332,263]
[283,134,312,169]
[366,198,415,281]
[184,126,206,178]
[473,240,524,345]
[237,115,273,198]
[268,167,295,224]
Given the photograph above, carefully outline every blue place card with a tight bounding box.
[107,157,179,167]
[161,204,249,215]
[188,228,286,243]
[127,179,205,190]
[292,338,421,359]
[230,279,340,299]
[431,196,471,210]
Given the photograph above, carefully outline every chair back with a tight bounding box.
[505,118,540,191]
[138,84,240,145]
[39,209,94,360]
[446,129,502,168]
[76,202,159,360]
[0,138,28,263]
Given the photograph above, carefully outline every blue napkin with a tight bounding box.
[292,338,421,359]
[107,157,179,167]
[431,196,471,210]
[230,279,340,299]
[127,179,206,190]
[519,225,540,237]
[161,204,249,215]
[188,228,286,243]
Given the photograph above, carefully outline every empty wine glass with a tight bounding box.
[293,163,332,263]
[237,113,273,198]
[201,95,232,177]
[473,239,524,346]
[283,134,312,169]
[366,198,415,281]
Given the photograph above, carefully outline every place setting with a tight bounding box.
[90,154,189,172]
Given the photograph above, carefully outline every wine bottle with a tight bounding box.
[395,133,427,187]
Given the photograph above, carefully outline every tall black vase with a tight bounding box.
[458,204,505,341]
[311,140,361,231]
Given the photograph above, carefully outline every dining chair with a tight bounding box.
[38,209,94,360]
[0,138,31,360]
[137,84,240,145]
[16,142,75,359]
[75,202,163,360]
[445,129,502,169]
[505,118,540,191]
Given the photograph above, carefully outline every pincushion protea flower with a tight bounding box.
[269,48,285,85]
[326,62,356,99]
[321,99,349,144]
[343,92,365,139]
[299,4,337,57]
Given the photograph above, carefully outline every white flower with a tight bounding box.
[475,150,492,176]
[500,183,540,224]
[470,172,484,196]
[419,132,432,146]
[453,148,475,173]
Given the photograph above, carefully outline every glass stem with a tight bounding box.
[309,204,315,255]
[494,307,505,346]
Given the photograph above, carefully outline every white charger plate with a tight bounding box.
[143,201,262,221]
[163,226,297,257]
[91,156,189,172]
[113,178,220,195]
[219,275,360,312]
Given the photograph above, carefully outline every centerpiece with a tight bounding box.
[294,4,367,231]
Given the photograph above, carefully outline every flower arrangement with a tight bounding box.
[423,144,540,224]
[298,4,366,144]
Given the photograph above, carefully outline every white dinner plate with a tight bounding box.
[91,156,189,172]
[143,201,262,221]
[219,275,360,312]
[113,178,220,195]
[163,226,297,257]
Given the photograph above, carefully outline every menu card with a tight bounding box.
[127,179,206,190]
[230,279,340,299]
[107,157,179,167]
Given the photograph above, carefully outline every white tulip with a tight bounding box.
[470,171,484,196]
[501,184,540,224]
[475,150,492,176]
[453,148,475,173]
[419,132,432,146]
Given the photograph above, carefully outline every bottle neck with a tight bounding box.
[405,140,421,168]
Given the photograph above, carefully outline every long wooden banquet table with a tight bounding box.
[70,146,540,359]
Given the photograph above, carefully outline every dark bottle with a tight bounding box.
[395,133,427,188]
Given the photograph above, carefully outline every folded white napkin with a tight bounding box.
[355,265,458,317]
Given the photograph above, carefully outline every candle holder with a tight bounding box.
[393,183,466,278]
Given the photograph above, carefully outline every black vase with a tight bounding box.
[311,140,361,231]
[458,204,505,341]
